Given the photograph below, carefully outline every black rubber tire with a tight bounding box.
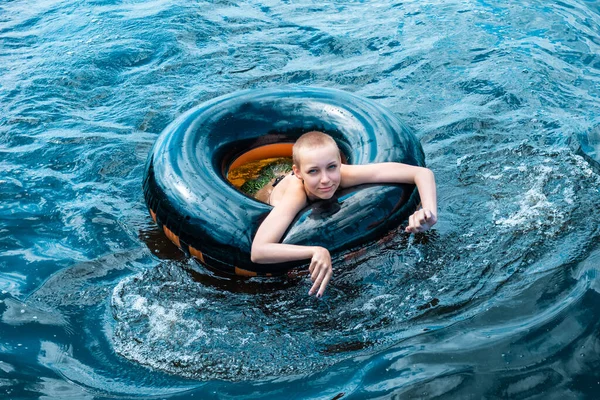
[143,86,425,276]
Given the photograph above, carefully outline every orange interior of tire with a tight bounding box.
[228,143,294,171]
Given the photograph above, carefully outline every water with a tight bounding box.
[2,0,600,398]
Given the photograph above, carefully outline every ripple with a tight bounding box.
[111,262,335,381]
[576,123,600,172]
[2,0,600,396]
[110,138,600,381]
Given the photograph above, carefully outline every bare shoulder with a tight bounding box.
[254,177,307,245]
[270,174,306,208]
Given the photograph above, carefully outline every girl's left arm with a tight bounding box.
[340,163,437,232]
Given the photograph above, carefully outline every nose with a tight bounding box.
[320,171,331,184]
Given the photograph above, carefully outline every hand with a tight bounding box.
[405,208,437,233]
[308,247,332,298]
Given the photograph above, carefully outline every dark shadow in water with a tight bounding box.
[139,224,307,295]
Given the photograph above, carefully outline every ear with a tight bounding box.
[292,164,302,179]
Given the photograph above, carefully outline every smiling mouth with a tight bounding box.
[319,186,334,192]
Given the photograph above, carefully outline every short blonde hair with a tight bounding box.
[292,131,340,167]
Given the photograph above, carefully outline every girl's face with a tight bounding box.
[293,143,341,200]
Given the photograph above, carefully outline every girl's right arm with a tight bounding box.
[251,184,333,297]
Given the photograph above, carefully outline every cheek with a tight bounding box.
[308,176,321,187]
[307,175,319,184]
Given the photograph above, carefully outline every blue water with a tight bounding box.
[2,0,600,398]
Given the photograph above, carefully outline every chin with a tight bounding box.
[318,189,337,199]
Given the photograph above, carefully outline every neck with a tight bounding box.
[304,186,320,202]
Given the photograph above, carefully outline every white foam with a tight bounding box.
[563,186,575,205]
[483,173,503,180]
[494,164,564,231]
[456,155,470,167]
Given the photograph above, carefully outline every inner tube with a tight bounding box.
[143,86,425,276]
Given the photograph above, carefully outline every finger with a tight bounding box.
[412,214,422,229]
[310,260,323,281]
[418,210,427,225]
[311,264,320,281]
[423,209,432,221]
[309,272,322,295]
[317,269,332,298]
[309,258,317,274]
[310,263,331,295]
[405,215,415,233]
[311,267,327,292]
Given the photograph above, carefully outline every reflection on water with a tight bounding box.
[1,0,600,397]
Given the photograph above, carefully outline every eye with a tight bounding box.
[328,164,338,170]
[308,169,318,174]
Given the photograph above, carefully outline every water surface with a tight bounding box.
[1,0,600,398]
